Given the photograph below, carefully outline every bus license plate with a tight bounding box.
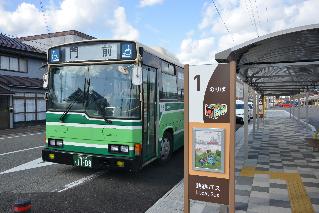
[73,155,92,168]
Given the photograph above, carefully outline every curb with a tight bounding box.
[145,180,184,213]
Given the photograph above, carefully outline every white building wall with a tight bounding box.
[0,58,45,79]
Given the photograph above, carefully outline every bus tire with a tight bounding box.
[159,131,173,164]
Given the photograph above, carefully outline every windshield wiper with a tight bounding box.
[59,78,88,122]
[101,115,113,124]
[95,98,113,124]
[59,95,83,122]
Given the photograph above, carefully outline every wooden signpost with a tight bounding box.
[184,63,236,213]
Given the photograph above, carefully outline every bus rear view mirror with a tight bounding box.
[43,72,48,88]
[44,92,49,101]
[132,65,142,85]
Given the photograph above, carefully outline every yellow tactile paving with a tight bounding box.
[240,167,314,213]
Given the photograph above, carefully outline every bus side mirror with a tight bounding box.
[43,72,48,88]
[132,65,142,86]
[45,92,49,101]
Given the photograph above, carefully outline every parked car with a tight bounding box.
[236,100,250,124]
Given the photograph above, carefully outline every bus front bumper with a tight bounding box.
[42,149,141,171]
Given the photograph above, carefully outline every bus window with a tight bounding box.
[161,61,175,75]
[160,72,178,100]
[177,67,184,100]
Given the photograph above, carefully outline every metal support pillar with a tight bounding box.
[293,97,296,117]
[298,98,301,120]
[253,91,257,132]
[306,91,309,123]
[257,94,260,129]
[263,95,266,126]
[244,84,248,144]
[289,96,292,118]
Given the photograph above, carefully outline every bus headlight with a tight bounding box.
[56,139,64,147]
[120,145,129,153]
[110,145,119,152]
[48,138,63,147]
[48,138,56,146]
[109,144,129,154]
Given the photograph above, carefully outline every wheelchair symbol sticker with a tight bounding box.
[51,49,60,62]
[121,44,133,59]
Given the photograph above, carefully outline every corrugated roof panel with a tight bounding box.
[215,24,319,95]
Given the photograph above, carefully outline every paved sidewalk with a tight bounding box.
[147,110,319,213]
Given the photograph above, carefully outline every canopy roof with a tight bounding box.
[215,24,319,96]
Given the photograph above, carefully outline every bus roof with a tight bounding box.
[137,43,183,67]
[48,39,183,67]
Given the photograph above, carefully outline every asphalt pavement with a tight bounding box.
[0,127,184,213]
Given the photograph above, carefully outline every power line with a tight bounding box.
[39,0,52,46]
[243,0,257,36]
[253,0,262,32]
[211,0,235,43]
[246,0,259,37]
[39,0,50,33]
[265,5,269,24]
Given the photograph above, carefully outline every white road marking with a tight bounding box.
[0,146,44,156]
[54,171,104,192]
[0,132,44,140]
[0,157,55,175]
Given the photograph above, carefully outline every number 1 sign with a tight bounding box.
[184,64,236,213]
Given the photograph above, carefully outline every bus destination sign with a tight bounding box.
[49,42,136,63]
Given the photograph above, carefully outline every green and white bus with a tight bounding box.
[42,40,184,171]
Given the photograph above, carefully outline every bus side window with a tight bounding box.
[177,67,184,100]
[160,73,178,100]
[159,61,177,101]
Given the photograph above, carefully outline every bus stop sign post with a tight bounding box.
[184,63,235,213]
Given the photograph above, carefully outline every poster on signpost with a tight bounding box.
[192,128,225,173]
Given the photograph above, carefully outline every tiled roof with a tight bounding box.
[0,86,13,94]
[0,33,45,54]
[0,75,43,89]
[19,30,96,41]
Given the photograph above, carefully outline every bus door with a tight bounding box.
[142,66,157,162]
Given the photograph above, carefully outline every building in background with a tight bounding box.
[0,30,95,129]
[19,30,96,53]
[0,33,46,129]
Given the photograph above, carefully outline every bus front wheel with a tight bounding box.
[159,132,173,164]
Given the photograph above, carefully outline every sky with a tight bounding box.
[0,0,319,64]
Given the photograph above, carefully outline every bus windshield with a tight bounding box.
[48,64,140,119]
